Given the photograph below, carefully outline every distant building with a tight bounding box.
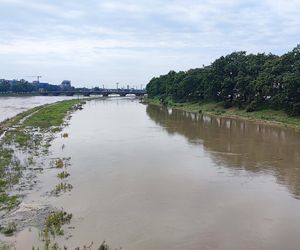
[61,80,71,89]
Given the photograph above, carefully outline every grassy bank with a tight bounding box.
[144,97,300,130]
[23,99,80,128]
[0,99,81,210]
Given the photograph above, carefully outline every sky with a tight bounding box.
[0,0,300,88]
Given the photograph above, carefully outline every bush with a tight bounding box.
[287,102,300,116]
[246,100,259,112]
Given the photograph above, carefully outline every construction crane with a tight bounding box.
[26,75,42,83]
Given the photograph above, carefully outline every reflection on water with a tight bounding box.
[146,105,300,199]
[6,99,300,250]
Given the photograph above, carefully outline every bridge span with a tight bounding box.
[40,89,147,97]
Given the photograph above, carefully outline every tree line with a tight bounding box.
[0,79,64,93]
[146,45,300,116]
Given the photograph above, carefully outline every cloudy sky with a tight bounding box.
[0,0,299,87]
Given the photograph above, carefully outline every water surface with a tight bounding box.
[9,98,300,249]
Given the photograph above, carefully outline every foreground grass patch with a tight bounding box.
[0,194,19,210]
[52,183,73,196]
[0,222,16,236]
[23,100,80,129]
[57,171,70,179]
[44,211,72,236]
[0,100,81,211]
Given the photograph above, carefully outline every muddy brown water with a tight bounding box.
[4,98,300,249]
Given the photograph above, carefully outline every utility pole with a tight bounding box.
[116,82,119,90]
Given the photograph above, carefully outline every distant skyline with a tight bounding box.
[0,0,299,88]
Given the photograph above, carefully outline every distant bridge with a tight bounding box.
[39,89,147,97]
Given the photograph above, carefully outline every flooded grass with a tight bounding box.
[55,159,64,169]
[57,171,70,179]
[53,157,71,169]
[44,211,72,236]
[0,100,81,211]
[0,98,104,248]
[0,244,9,250]
[62,133,69,138]
[0,147,22,210]
[37,211,73,249]
[0,222,16,236]
[52,183,73,196]
[13,131,31,147]
[0,194,19,211]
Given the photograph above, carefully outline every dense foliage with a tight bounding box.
[0,79,64,93]
[146,45,300,116]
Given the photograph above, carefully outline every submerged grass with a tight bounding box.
[52,183,73,195]
[57,171,70,179]
[38,210,72,249]
[0,99,81,211]
[0,194,19,210]
[44,211,72,236]
[0,147,21,210]
[0,222,16,236]
[54,159,64,169]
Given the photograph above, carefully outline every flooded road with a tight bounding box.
[7,98,300,249]
[0,96,81,122]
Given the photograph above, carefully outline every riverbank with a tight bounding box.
[0,99,83,248]
[0,98,116,249]
[0,99,82,209]
[143,97,300,130]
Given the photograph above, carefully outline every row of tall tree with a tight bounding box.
[0,79,69,93]
[0,79,34,93]
[146,45,300,116]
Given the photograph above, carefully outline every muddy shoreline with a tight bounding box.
[0,100,83,248]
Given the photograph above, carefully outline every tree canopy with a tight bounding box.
[146,45,300,116]
[0,80,65,93]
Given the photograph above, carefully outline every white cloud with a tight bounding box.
[0,0,299,86]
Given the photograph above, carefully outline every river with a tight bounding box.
[3,98,300,250]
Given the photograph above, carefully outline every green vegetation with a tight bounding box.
[14,131,31,147]
[57,171,70,179]
[0,105,42,135]
[0,222,16,236]
[52,183,73,195]
[23,100,80,128]
[39,211,72,249]
[0,147,21,210]
[54,159,64,169]
[44,211,72,236]
[0,194,19,210]
[0,79,36,93]
[0,79,62,94]
[62,133,69,138]
[0,243,10,250]
[32,241,113,250]
[146,45,300,122]
[0,100,80,211]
